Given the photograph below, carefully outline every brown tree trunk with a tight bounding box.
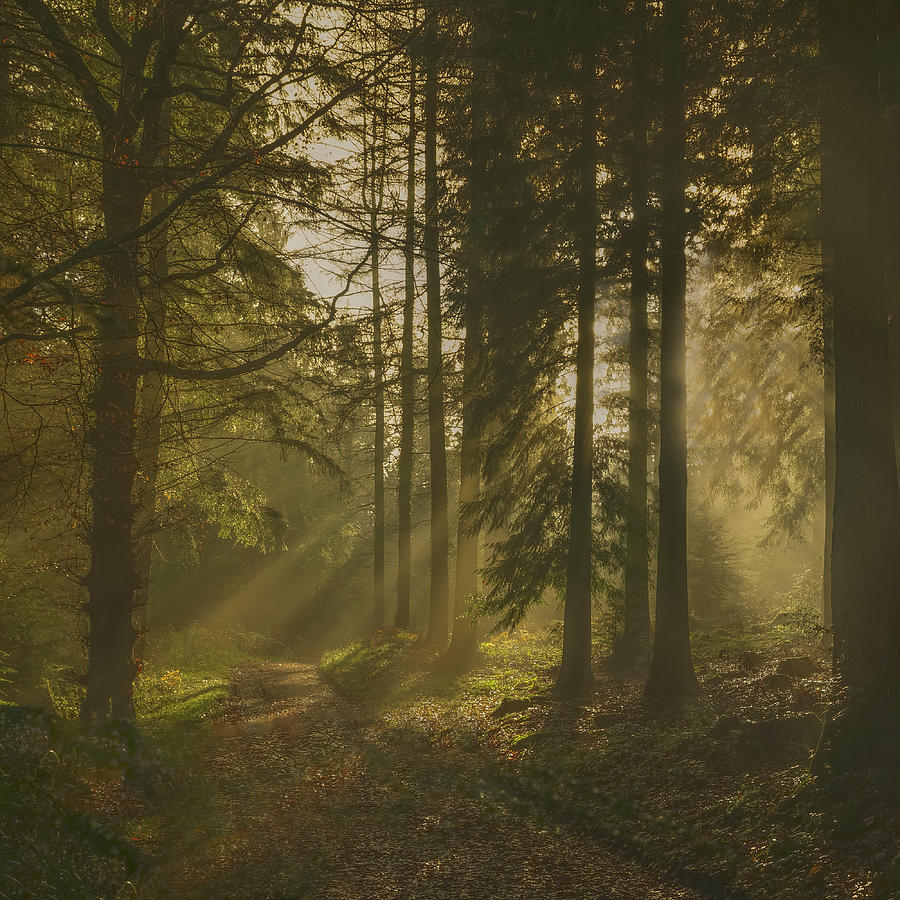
[449,297,482,658]
[623,0,652,654]
[424,3,449,648]
[554,35,597,698]
[132,105,171,666]
[396,54,417,632]
[82,164,143,721]
[813,0,900,773]
[372,211,386,630]
[819,0,837,633]
[822,307,835,630]
[880,0,900,483]
[646,0,697,705]
[448,16,490,660]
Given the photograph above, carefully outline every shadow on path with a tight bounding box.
[142,662,702,900]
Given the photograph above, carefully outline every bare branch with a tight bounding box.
[1,32,415,310]
[147,248,371,382]
[0,326,90,346]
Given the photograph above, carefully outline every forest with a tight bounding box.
[0,0,898,897]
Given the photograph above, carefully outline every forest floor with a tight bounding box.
[2,623,898,898]
[142,659,701,899]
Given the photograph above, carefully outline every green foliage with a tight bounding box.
[320,630,420,704]
[133,623,292,729]
[0,552,84,710]
[134,669,228,729]
[145,623,290,681]
[0,650,12,702]
[687,504,750,626]
[689,261,825,548]
[771,566,822,638]
[44,665,85,720]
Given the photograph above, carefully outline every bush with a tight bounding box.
[772,566,822,638]
[144,622,290,678]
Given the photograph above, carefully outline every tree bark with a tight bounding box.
[879,0,900,483]
[822,303,835,630]
[449,294,482,658]
[818,0,837,633]
[372,210,386,630]
[448,14,491,660]
[396,54,417,632]
[132,108,171,665]
[646,0,697,705]
[424,4,449,647]
[554,35,597,698]
[82,163,143,721]
[623,0,652,654]
[813,0,900,773]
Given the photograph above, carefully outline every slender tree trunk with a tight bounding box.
[396,55,417,631]
[372,211,386,629]
[82,164,143,721]
[623,0,652,654]
[818,0,837,633]
[554,36,597,698]
[646,0,697,705]
[822,307,835,630]
[813,0,900,773]
[450,296,482,658]
[424,4,449,647]
[132,111,171,665]
[448,17,490,660]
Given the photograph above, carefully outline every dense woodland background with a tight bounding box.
[0,0,898,897]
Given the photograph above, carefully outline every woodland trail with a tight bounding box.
[143,662,702,900]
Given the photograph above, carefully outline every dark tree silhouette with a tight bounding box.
[646,0,698,705]
[814,0,900,773]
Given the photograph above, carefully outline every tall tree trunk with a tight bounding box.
[132,106,171,665]
[396,54,417,631]
[372,210,386,629]
[82,165,143,721]
[449,296,482,658]
[822,306,835,630]
[424,3,449,647]
[448,16,490,660]
[880,0,900,482]
[813,0,900,773]
[818,0,836,633]
[623,0,652,654]
[554,35,597,698]
[646,0,697,705]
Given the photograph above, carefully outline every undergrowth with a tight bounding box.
[320,622,896,899]
[0,623,291,899]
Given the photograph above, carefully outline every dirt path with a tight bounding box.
[143,662,702,899]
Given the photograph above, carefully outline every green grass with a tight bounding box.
[144,622,291,680]
[133,623,292,731]
[320,628,422,704]
[134,669,229,728]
